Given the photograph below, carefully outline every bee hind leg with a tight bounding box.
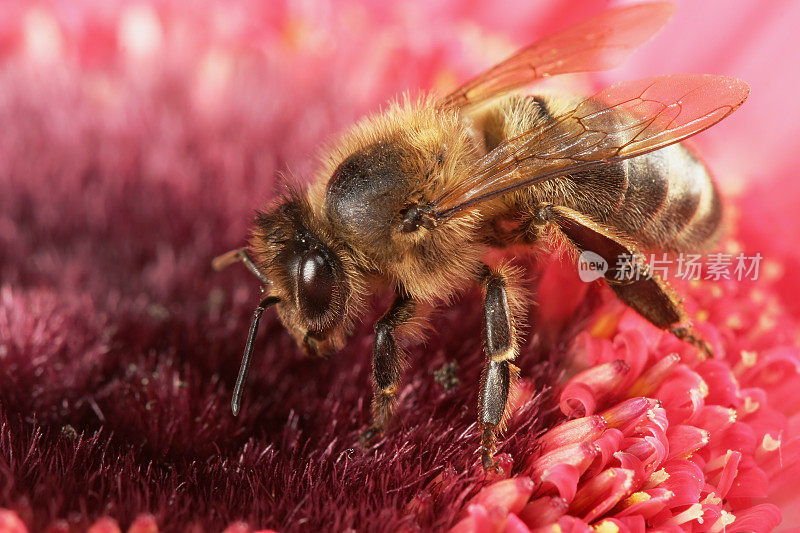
[360,294,416,447]
[540,204,712,357]
[477,265,523,471]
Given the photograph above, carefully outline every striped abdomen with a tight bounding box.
[472,94,724,253]
[534,144,723,253]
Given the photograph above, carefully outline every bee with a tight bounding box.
[213,2,748,469]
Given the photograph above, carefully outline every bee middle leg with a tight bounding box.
[360,294,416,447]
[536,204,712,356]
[477,265,522,470]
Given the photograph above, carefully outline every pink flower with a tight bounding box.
[451,282,799,531]
[0,0,799,531]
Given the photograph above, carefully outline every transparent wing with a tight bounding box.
[439,2,675,109]
[434,74,749,220]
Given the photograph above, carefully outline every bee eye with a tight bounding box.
[296,248,335,321]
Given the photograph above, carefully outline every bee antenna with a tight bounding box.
[212,247,271,285]
[231,296,280,416]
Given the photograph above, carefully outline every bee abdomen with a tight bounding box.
[531,143,723,253]
[617,145,723,252]
[477,94,724,253]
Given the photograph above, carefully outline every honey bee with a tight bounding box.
[213,2,749,469]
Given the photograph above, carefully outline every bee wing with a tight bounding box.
[433,74,749,219]
[439,2,675,109]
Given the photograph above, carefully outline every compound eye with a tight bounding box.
[296,248,335,322]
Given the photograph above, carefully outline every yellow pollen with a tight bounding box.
[726,314,743,329]
[757,314,777,333]
[623,491,651,507]
[743,396,760,414]
[706,449,734,471]
[696,309,709,322]
[762,433,781,452]
[589,312,621,339]
[621,469,635,491]
[710,511,736,533]
[592,521,620,533]
[667,503,703,525]
[740,350,758,367]
[646,468,670,488]
[763,259,784,282]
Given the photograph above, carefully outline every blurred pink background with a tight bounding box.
[1,1,800,531]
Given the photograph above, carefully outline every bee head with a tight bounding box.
[251,196,353,357]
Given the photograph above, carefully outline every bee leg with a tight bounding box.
[360,294,416,447]
[478,266,521,471]
[668,326,713,357]
[539,204,712,357]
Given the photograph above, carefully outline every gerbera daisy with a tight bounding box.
[0,1,798,531]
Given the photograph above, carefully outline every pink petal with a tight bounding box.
[612,330,650,391]
[697,360,740,407]
[621,434,669,478]
[502,513,532,533]
[760,436,800,479]
[87,518,122,533]
[127,515,158,533]
[627,353,680,397]
[518,497,568,528]
[657,367,708,425]
[0,510,27,533]
[608,515,646,533]
[731,504,782,533]
[528,442,597,484]
[659,459,705,509]
[666,425,709,460]
[719,422,758,456]
[611,452,645,487]
[741,347,800,390]
[554,516,592,533]
[585,429,624,478]
[687,405,737,441]
[601,397,652,435]
[537,415,608,454]
[632,405,669,436]
[613,488,673,520]
[726,466,770,500]
[560,360,631,418]
[469,478,536,515]
[568,468,635,523]
[538,464,581,503]
[559,383,597,420]
[450,505,492,533]
[708,449,742,499]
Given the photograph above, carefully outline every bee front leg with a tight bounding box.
[360,294,416,447]
[478,266,522,471]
